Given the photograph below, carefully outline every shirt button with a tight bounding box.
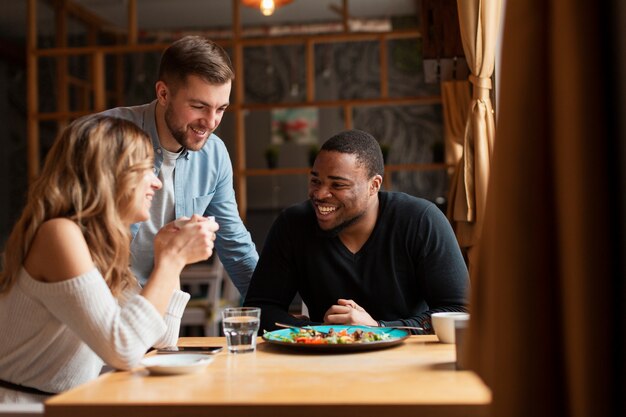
[156,148,162,154]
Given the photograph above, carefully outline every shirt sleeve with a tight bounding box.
[204,141,258,300]
[152,290,191,348]
[30,268,187,369]
[381,204,469,333]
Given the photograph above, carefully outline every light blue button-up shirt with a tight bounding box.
[101,101,258,297]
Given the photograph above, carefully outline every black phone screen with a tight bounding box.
[156,346,223,354]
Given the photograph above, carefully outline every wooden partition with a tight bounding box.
[26,0,450,219]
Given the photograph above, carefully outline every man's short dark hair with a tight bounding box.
[158,35,234,89]
[320,129,384,178]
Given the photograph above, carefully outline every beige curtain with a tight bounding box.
[449,0,501,271]
[467,1,624,416]
[441,80,470,176]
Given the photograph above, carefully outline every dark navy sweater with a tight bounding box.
[244,191,469,333]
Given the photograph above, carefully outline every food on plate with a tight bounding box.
[269,327,391,344]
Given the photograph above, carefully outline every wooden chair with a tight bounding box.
[179,256,226,337]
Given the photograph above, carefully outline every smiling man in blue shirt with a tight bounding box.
[101,36,257,297]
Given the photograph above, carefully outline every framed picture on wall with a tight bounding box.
[271,107,319,145]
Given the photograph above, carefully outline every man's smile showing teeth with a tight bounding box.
[317,205,337,215]
[190,126,206,136]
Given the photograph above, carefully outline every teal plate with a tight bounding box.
[262,325,409,352]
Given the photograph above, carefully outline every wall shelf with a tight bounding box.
[239,96,442,111]
[244,163,452,177]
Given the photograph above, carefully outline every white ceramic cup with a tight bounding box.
[174,216,215,228]
[431,312,470,344]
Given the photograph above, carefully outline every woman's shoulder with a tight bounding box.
[23,218,95,283]
[38,217,83,234]
[36,218,91,248]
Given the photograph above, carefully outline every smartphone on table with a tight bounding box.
[156,346,223,354]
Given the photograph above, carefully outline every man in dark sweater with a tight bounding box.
[244,130,469,334]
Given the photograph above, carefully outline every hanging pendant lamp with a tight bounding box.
[241,0,294,16]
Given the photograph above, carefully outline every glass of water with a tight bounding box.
[221,307,261,354]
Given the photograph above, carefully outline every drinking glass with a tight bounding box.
[221,307,261,353]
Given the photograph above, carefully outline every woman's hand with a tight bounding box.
[143,215,219,314]
[323,298,378,326]
[154,215,218,269]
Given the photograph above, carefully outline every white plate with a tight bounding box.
[141,353,214,375]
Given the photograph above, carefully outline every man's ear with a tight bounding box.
[370,175,383,195]
[155,81,169,104]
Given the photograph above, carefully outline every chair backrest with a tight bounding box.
[179,256,226,336]
[180,256,225,305]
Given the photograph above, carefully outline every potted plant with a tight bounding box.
[307,144,319,167]
[264,145,280,169]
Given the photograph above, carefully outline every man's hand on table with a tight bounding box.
[323,298,378,326]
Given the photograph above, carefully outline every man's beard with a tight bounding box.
[317,210,365,238]
[164,106,209,151]
[164,106,186,147]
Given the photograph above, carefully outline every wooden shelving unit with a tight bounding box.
[26,0,445,220]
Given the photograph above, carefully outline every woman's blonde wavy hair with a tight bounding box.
[0,115,154,297]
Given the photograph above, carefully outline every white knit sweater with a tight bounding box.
[0,267,190,400]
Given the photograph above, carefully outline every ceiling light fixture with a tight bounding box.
[242,0,293,17]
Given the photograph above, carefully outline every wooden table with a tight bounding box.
[44,336,491,417]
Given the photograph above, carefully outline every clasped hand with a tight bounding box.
[154,214,218,267]
[323,298,378,327]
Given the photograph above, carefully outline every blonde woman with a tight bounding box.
[0,115,217,403]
